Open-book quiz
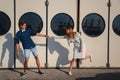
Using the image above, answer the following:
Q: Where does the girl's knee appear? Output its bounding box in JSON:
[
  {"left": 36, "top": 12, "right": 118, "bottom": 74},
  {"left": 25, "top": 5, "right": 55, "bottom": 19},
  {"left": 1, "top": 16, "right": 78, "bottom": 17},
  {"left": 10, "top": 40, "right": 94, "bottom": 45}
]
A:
[{"left": 72, "top": 58, "right": 76, "bottom": 61}]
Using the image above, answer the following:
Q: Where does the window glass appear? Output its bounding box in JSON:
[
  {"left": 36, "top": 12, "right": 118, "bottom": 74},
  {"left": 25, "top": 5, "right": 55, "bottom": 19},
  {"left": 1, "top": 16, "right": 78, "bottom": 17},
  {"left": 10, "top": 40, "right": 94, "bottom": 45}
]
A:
[
  {"left": 112, "top": 15, "right": 120, "bottom": 36},
  {"left": 19, "top": 12, "right": 43, "bottom": 33},
  {"left": 51, "top": 13, "right": 74, "bottom": 36},
  {"left": 0, "top": 11, "right": 11, "bottom": 36},
  {"left": 82, "top": 13, "right": 105, "bottom": 37}
]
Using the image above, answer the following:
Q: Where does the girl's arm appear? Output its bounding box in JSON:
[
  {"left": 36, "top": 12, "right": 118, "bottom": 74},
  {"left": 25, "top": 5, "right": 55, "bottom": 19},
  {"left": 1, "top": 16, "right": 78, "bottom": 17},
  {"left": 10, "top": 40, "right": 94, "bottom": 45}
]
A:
[
  {"left": 80, "top": 45, "right": 83, "bottom": 52},
  {"left": 53, "top": 35, "right": 66, "bottom": 39}
]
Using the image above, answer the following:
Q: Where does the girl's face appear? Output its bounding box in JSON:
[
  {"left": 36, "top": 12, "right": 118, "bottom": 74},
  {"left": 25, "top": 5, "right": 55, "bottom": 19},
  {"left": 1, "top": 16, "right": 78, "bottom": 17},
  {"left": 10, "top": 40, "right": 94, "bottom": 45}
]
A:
[
  {"left": 66, "top": 27, "right": 74, "bottom": 39},
  {"left": 66, "top": 29, "right": 70, "bottom": 34},
  {"left": 66, "top": 27, "right": 73, "bottom": 34},
  {"left": 69, "top": 28, "right": 73, "bottom": 33}
]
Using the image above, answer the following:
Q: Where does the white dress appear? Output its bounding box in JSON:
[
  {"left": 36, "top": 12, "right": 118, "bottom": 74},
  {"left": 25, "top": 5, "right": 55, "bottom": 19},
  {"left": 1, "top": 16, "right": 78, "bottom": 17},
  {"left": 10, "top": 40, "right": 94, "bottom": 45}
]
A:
[{"left": 67, "top": 32, "right": 86, "bottom": 59}]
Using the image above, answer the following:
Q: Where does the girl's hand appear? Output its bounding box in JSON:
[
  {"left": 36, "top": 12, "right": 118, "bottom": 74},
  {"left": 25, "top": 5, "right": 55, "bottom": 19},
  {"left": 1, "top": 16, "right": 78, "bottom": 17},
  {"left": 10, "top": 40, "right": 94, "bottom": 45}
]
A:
[
  {"left": 16, "top": 52, "right": 21, "bottom": 58},
  {"left": 80, "top": 48, "right": 82, "bottom": 52}
]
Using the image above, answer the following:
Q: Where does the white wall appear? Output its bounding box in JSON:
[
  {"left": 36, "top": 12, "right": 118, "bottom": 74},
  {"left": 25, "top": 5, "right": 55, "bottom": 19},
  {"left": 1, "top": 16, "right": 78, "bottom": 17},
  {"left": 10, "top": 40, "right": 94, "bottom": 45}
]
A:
[
  {"left": 15, "top": 0, "right": 46, "bottom": 68},
  {"left": 79, "top": 0, "right": 108, "bottom": 67},
  {"left": 48, "top": 0, "right": 77, "bottom": 67},
  {"left": 110, "top": 0, "right": 120, "bottom": 67},
  {"left": 0, "top": 0, "right": 14, "bottom": 68},
  {"left": 0, "top": 0, "right": 120, "bottom": 68}
]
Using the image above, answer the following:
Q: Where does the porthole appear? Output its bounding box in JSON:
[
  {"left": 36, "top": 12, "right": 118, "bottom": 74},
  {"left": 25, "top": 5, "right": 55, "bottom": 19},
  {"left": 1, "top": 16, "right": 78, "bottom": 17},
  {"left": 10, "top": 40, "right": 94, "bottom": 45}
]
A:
[
  {"left": 82, "top": 13, "right": 105, "bottom": 37},
  {"left": 51, "top": 13, "right": 74, "bottom": 36},
  {"left": 0, "top": 11, "right": 11, "bottom": 36},
  {"left": 19, "top": 12, "right": 43, "bottom": 33},
  {"left": 112, "top": 14, "right": 120, "bottom": 36}
]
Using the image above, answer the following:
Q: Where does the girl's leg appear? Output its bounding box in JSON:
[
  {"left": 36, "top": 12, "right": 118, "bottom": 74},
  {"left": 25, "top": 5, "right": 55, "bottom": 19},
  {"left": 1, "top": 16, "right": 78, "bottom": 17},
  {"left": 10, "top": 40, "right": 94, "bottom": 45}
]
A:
[
  {"left": 81, "top": 54, "right": 92, "bottom": 62},
  {"left": 69, "top": 58, "right": 76, "bottom": 75}
]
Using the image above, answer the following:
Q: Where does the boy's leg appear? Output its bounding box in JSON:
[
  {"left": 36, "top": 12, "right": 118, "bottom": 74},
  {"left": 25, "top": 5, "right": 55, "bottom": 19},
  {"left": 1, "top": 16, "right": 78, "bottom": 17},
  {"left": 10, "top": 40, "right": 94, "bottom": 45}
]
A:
[
  {"left": 31, "top": 47, "right": 40, "bottom": 72},
  {"left": 32, "top": 47, "right": 45, "bottom": 75},
  {"left": 34, "top": 56, "right": 45, "bottom": 75},
  {"left": 24, "top": 58, "right": 29, "bottom": 74},
  {"left": 23, "top": 49, "right": 30, "bottom": 74},
  {"left": 35, "top": 56, "right": 41, "bottom": 72},
  {"left": 20, "top": 49, "right": 30, "bottom": 77}
]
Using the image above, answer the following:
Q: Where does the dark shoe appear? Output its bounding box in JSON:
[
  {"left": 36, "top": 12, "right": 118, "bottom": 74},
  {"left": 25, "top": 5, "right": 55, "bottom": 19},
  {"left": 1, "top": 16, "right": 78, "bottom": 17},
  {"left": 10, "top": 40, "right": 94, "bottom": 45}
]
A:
[
  {"left": 38, "top": 71, "right": 45, "bottom": 75},
  {"left": 20, "top": 73, "right": 27, "bottom": 77}
]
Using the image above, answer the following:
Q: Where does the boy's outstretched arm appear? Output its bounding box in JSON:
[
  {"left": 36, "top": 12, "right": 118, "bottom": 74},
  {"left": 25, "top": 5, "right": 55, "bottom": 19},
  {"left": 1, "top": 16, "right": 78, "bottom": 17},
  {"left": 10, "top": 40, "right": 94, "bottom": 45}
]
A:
[{"left": 36, "top": 33, "right": 52, "bottom": 38}]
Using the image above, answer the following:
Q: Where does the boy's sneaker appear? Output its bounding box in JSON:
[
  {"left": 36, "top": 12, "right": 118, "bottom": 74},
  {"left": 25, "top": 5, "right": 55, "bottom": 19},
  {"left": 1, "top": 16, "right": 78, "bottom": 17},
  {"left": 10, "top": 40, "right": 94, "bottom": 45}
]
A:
[
  {"left": 38, "top": 71, "right": 45, "bottom": 75},
  {"left": 20, "top": 73, "right": 27, "bottom": 77}
]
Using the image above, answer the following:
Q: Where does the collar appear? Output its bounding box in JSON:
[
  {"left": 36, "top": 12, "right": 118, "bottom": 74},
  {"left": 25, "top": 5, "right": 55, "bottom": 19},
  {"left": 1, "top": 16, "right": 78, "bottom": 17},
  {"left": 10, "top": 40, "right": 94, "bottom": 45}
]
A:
[{"left": 21, "top": 29, "right": 26, "bottom": 32}]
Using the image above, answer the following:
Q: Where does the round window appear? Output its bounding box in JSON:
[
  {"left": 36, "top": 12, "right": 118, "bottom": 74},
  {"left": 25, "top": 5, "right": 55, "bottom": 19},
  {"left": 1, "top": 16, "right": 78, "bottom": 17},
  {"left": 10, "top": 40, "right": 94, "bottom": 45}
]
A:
[
  {"left": 51, "top": 13, "right": 74, "bottom": 36},
  {"left": 0, "top": 11, "right": 11, "bottom": 36},
  {"left": 112, "top": 15, "right": 120, "bottom": 36},
  {"left": 82, "top": 13, "right": 105, "bottom": 37},
  {"left": 19, "top": 12, "right": 43, "bottom": 33}
]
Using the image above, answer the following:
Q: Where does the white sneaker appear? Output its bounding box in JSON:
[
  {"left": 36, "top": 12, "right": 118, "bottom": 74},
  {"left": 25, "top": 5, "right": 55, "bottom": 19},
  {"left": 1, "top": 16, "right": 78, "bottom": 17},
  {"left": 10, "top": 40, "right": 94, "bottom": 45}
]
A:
[{"left": 68, "top": 71, "right": 72, "bottom": 76}]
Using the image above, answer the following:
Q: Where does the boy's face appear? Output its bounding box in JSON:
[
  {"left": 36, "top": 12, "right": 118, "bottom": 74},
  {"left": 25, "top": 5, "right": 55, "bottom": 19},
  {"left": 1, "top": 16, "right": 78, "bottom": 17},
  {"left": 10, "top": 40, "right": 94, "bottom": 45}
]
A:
[{"left": 20, "top": 23, "right": 26, "bottom": 30}]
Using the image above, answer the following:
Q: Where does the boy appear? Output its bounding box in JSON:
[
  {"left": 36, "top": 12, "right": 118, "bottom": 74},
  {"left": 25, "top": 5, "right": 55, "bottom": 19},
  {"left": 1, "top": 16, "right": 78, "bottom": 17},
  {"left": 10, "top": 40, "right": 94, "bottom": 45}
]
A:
[{"left": 16, "top": 21, "right": 49, "bottom": 77}]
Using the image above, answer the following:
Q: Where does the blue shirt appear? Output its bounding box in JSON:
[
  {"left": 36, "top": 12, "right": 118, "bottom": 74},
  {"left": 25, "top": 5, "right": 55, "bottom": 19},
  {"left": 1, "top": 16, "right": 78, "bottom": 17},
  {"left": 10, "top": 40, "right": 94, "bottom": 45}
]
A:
[{"left": 16, "top": 29, "right": 37, "bottom": 49}]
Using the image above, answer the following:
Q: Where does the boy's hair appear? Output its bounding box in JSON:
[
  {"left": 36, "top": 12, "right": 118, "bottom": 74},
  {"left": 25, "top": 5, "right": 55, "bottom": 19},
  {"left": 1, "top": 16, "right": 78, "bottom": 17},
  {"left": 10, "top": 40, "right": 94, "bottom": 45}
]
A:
[{"left": 19, "top": 21, "right": 26, "bottom": 27}]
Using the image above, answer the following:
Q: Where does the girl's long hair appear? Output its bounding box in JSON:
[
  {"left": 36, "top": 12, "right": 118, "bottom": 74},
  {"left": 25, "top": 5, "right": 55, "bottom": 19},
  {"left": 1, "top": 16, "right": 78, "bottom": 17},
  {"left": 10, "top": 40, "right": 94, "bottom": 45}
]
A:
[{"left": 66, "top": 27, "right": 76, "bottom": 40}]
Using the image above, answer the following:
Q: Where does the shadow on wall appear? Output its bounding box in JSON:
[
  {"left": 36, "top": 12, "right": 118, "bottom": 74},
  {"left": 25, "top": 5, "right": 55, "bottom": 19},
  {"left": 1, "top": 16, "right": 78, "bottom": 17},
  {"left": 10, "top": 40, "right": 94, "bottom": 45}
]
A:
[
  {"left": 76, "top": 72, "right": 120, "bottom": 80},
  {"left": 48, "top": 38, "right": 70, "bottom": 67},
  {"left": 16, "top": 46, "right": 24, "bottom": 66},
  {"left": 0, "top": 33, "right": 24, "bottom": 68}
]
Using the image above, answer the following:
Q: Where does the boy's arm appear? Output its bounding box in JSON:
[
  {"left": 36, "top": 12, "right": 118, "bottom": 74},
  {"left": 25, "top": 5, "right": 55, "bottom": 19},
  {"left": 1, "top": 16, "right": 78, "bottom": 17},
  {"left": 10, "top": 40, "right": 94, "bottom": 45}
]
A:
[
  {"left": 16, "top": 44, "right": 20, "bottom": 57},
  {"left": 36, "top": 33, "right": 54, "bottom": 38},
  {"left": 36, "top": 33, "right": 50, "bottom": 38}
]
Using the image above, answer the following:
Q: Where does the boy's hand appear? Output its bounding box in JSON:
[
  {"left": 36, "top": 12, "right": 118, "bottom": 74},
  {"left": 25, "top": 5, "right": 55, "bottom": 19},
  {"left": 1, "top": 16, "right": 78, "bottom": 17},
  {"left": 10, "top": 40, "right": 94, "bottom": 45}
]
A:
[{"left": 46, "top": 35, "right": 54, "bottom": 38}]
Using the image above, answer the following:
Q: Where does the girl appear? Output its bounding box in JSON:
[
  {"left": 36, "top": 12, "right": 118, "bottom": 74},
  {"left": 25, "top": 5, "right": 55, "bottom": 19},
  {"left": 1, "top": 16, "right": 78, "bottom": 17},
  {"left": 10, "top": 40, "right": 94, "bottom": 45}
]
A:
[{"left": 66, "top": 27, "right": 92, "bottom": 76}]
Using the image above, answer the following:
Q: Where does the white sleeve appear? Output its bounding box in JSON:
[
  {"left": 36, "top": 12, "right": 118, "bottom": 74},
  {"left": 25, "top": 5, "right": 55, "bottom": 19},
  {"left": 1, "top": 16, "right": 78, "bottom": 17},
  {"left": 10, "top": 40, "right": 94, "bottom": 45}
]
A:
[
  {"left": 67, "top": 39, "right": 70, "bottom": 46},
  {"left": 76, "top": 32, "right": 83, "bottom": 47},
  {"left": 53, "top": 35, "right": 66, "bottom": 39}
]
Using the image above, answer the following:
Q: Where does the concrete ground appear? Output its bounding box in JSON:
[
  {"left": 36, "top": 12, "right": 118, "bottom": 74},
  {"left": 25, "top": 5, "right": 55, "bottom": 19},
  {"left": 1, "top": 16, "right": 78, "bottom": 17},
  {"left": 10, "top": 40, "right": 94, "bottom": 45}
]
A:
[{"left": 0, "top": 69, "right": 120, "bottom": 80}]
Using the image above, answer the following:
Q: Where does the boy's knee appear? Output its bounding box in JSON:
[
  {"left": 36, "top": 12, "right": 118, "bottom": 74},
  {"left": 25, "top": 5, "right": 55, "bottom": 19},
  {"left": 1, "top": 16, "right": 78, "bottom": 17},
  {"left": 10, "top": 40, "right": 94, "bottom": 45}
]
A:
[{"left": 25, "top": 59, "right": 29, "bottom": 63}]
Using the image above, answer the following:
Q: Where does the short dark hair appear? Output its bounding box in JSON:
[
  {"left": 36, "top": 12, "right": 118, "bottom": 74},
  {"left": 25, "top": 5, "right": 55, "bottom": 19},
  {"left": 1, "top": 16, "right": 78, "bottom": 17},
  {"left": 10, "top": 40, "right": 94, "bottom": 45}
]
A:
[{"left": 19, "top": 21, "right": 26, "bottom": 27}]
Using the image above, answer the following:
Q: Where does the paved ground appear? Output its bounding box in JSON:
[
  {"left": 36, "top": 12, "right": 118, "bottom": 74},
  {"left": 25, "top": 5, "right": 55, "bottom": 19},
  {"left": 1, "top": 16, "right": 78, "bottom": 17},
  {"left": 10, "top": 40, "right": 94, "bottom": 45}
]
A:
[{"left": 0, "top": 69, "right": 120, "bottom": 80}]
